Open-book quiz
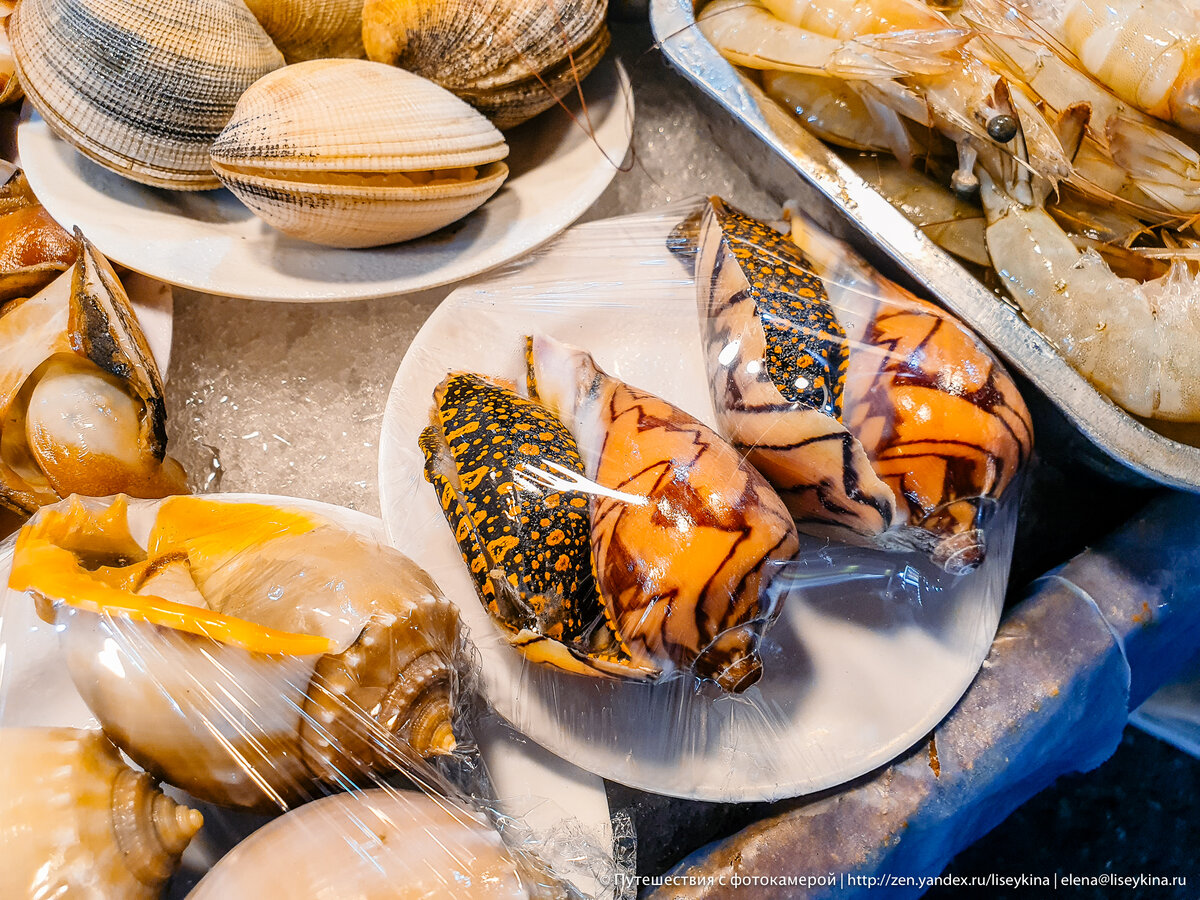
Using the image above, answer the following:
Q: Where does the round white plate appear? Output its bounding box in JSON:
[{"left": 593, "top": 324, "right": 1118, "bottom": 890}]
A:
[
  {"left": 0, "top": 494, "right": 614, "bottom": 899},
  {"left": 17, "top": 61, "right": 632, "bottom": 302},
  {"left": 378, "top": 206, "right": 1013, "bottom": 802}
]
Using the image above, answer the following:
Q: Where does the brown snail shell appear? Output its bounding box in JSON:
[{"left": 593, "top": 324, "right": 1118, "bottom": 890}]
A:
[
  {"left": 13, "top": 494, "right": 464, "bottom": 811},
  {"left": 363, "top": 0, "right": 611, "bottom": 129},
  {"left": 0, "top": 727, "right": 202, "bottom": 899}
]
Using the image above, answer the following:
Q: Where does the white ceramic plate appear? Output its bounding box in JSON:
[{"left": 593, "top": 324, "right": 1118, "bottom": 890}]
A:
[
  {"left": 378, "top": 206, "right": 1013, "bottom": 802},
  {"left": 16, "top": 60, "right": 632, "bottom": 302},
  {"left": 0, "top": 494, "right": 614, "bottom": 899}
]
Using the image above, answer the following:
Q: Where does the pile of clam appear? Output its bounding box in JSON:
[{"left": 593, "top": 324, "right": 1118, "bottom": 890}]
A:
[{"left": 8, "top": 0, "right": 610, "bottom": 247}]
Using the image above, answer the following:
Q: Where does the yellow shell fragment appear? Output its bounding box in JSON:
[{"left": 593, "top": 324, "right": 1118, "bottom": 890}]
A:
[{"left": 211, "top": 59, "right": 510, "bottom": 247}]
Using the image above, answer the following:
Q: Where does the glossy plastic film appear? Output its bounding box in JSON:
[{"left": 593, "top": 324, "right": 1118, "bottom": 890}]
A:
[
  {"left": 0, "top": 492, "right": 629, "bottom": 899},
  {"left": 379, "top": 202, "right": 1029, "bottom": 801}
]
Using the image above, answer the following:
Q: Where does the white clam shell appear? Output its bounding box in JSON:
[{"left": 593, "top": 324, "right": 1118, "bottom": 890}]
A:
[
  {"left": 211, "top": 59, "right": 510, "bottom": 248},
  {"left": 188, "top": 789, "right": 529, "bottom": 900},
  {"left": 10, "top": 0, "right": 285, "bottom": 190}
]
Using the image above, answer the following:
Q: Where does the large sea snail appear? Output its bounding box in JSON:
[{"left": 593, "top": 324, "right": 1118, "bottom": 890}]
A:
[
  {"left": 0, "top": 727, "right": 203, "bottom": 899},
  {"left": 421, "top": 338, "right": 799, "bottom": 693},
  {"left": 10, "top": 494, "right": 466, "bottom": 811},
  {"left": 692, "top": 197, "right": 1032, "bottom": 573},
  {"left": 189, "top": 788, "right": 531, "bottom": 899}
]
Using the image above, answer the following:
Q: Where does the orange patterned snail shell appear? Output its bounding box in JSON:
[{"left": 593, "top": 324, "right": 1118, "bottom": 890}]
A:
[
  {"left": 693, "top": 197, "right": 1032, "bottom": 573},
  {"left": 526, "top": 334, "right": 799, "bottom": 692}
]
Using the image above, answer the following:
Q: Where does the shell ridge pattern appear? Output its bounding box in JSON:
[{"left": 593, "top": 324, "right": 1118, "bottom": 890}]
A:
[{"left": 716, "top": 205, "right": 849, "bottom": 418}]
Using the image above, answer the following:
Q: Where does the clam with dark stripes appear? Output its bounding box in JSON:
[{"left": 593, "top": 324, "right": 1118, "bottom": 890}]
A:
[
  {"left": 693, "top": 197, "right": 1032, "bottom": 573},
  {"left": 10, "top": 0, "right": 284, "bottom": 189}
]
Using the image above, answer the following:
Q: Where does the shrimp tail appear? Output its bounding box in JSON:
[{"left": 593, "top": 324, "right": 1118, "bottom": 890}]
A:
[
  {"left": 1107, "top": 116, "right": 1200, "bottom": 186},
  {"left": 830, "top": 28, "right": 971, "bottom": 79}
]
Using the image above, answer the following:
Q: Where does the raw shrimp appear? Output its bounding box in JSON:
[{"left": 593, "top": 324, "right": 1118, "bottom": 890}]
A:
[
  {"left": 1061, "top": 0, "right": 1200, "bottom": 132},
  {"left": 979, "top": 162, "right": 1200, "bottom": 421},
  {"left": 762, "top": 70, "right": 925, "bottom": 158},
  {"left": 697, "top": 0, "right": 966, "bottom": 81},
  {"left": 761, "top": 0, "right": 955, "bottom": 38}
]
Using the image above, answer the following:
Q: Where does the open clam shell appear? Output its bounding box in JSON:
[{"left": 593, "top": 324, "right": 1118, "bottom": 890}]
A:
[
  {"left": 10, "top": 0, "right": 284, "bottom": 190},
  {"left": 364, "top": 0, "right": 611, "bottom": 129},
  {"left": 9, "top": 494, "right": 468, "bottom": 811},
  {"left": 0, "top": 163, "right": 77, "bottom": 303},
  {"left": 211, "top": 59, "right": 510, "bottom": 248}
]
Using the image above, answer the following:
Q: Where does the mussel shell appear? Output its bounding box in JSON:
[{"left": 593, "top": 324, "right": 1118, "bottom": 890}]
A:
[
  {"left": 211, "top": 60, "right": 510, "bottom": 247},
  {"left": 11, "top": 0, "right": 284, "bottom": 189}
]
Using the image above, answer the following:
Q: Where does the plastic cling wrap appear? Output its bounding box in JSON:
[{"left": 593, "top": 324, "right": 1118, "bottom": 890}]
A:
[
  {"left": 378, "top": 200, "right": 1033, "bottom": 802},
  {"left": 0, "top": 493, "right": 627, "bottom": 899}
]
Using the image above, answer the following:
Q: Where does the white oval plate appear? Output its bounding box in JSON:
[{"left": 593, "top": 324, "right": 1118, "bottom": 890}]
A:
[
  {"left": 17, "top": 61, "right": 632, "bottom": 302},
  {"left": 0, "top": 493, "right": 613, "bottom": 899},
  {"left": 378, "top": 206, "right": 1012, "bottom": 802}
]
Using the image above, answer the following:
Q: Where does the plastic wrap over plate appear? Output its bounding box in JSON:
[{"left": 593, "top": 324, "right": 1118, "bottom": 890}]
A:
[
  {"left": 649, "top": 0, "right": 1200, "bottom": 492},
  {"left": 378, "top": 205, "right": 1016, "bottom": 802}
]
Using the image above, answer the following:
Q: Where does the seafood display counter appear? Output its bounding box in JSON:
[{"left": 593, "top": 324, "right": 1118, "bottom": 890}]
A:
[{"left": 2, "top": 2, "right": 1200, "bottom": 898}]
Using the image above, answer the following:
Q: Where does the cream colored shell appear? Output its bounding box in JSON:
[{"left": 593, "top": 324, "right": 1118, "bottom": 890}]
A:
[
  {"left": 243, "top": 0, "right": 365, "bottom": 63},
  {"left": 10, "top": 0, "right": 284, "bottom": 190},
  {"left": 211, "top": 59, "right": 509, "bottom": 248},
  {"left": 0, "top": 728, "right": 202, "bottom": 899},
  {"left": 189, "top": 789, "right": 529, "bottom": 900},
  {"left": 363, "top": 0, "right": 610, "bottom": 129}
]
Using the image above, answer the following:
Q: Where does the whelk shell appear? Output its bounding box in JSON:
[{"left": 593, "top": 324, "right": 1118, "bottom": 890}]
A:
[
  {"left": 211, "top": 59, "right": 509, "bottom": 248},
  {"left": 189, "top": 789, "right": 529, "bottom": 899},
  {"left": 0, "top": 232, "right": 185, "bottom": 515},
  {"left": 10, "top": 495, "right": 465, "bottom": 810},
  {"left": 0, "top": 727, "right": 202, "bottom": 900},
  {"left": 10, "top": 0, "right": 284, "bottom": 189},
  {"left": 363, "top": 0, "right": 611, "bottom": 129},
  {"left": 243, "top": 0, "right": 366, "bottom": 63}
]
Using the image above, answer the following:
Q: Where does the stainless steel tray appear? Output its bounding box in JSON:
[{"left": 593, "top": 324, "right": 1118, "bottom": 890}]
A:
[{"left": 649, "top": 0, "right": 1200, "bottom": 492}]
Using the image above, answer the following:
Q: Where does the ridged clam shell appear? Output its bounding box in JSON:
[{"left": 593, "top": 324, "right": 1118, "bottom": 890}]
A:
[
  {"left": 364, "top": 0, "right": 610, "bottom": 129},
  {"left": 211, "top": 59, "right": 509, "bottom": 247},
  {"left": 10, "top": 0, "right": 284, "bottom": 190},
  {"left": 244, "top": 0, "right": 365, "bottom": 63},
  {"left": 0, "top": 728, "right": 202, "bottom": 899}
]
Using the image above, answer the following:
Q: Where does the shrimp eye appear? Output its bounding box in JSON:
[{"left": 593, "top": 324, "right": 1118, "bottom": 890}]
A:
[{"left": 987, "top": 115, "right": 1018, "bottom": 143}]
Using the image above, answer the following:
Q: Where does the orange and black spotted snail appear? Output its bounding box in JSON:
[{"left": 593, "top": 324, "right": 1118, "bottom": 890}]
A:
[
  {"left": 420, "top": 372, "right": 653, "bottom": 681},
  {"left": 693, "top": 197, "right": 1032, "bottom": 573}
]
